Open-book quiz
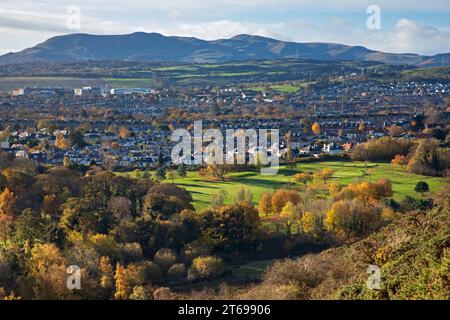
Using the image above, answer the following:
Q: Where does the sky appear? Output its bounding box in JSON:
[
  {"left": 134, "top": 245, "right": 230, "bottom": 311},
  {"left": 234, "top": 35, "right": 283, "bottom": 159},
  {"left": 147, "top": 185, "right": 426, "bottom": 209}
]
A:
[{"left": 0, "top": 0, "right": 449, "bottom": 56}]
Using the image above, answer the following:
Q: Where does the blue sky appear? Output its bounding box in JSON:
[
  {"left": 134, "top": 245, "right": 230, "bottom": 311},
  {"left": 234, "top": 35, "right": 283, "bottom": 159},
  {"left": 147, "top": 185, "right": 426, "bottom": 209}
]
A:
[{"left": 0, "top": 0, "right": 449, "bottom": 55}]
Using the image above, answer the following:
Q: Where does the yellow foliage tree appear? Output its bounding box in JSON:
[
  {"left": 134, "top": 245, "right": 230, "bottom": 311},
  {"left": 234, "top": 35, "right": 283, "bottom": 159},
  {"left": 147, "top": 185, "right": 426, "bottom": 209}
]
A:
[
  {"left": 280, "top": 201, "right": 298, "bottom": 236},
  {"left": 311, "top": 122, "right": 321, "bottom": 135},
  {"left": 119, "top": 127, "right": 131, "bottom": 139},
  {"left": 99, "top": 256, "right": 113, "bottom": 289},
  {"left": 114, "top": 262, "right": 128, "bottom": 300},
  {"left": 271, "top": 189, "right": 300, "bottom": 214},
  {"left": 0, "top": 187, "right": 15, "bottom": 217},
  {"left": 54, "top": 133, "right": 71, "bottom": 150},
  {"left": 391, "top": 154, "right": 407, "bottom": 168},
  {"left": 313, "top": 168, "right": 334, "bottom": 184},
  {"left": 258, "top": 192, "right": 273, "bottom": 217},
  {"left": 294, "top": 172, "right": 312, "bottom": 187}
]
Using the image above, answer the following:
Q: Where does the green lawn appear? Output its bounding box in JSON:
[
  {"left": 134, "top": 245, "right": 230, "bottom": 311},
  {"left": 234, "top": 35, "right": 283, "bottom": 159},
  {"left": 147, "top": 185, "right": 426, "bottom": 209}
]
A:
[{"left": 125, "top": 161, "right": 447, "bottom": 211}]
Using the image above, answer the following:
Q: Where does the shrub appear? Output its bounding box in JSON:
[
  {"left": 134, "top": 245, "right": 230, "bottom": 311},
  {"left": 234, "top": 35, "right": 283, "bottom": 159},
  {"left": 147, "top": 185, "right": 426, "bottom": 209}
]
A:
[
  {"left": 167, "top": 263, "right": 186, "bottom": 280},
  {"left": 189, "top": 256, "right": 224, "bottom": 280},
  {"left": 153, "top": 248, "right": 177, "bottom": 273},
  {"left": 181, "top": 241, "right": 212, "bottom": 263},
  {"left": 142, "top": 261, "right": 162, "bottom": 283}
]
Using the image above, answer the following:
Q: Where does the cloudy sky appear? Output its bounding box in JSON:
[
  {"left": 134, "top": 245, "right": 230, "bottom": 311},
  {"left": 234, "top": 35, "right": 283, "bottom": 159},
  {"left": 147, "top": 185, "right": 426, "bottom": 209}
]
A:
[{"left": 0, "top": 0, "right": 449, "bottom": 56}]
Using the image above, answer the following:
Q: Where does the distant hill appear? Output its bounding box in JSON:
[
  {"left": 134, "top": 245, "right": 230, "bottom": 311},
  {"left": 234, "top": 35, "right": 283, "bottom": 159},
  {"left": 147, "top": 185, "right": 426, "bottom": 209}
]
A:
[{"left": 0, "top": 32, "right": 447, "bottom": 66}]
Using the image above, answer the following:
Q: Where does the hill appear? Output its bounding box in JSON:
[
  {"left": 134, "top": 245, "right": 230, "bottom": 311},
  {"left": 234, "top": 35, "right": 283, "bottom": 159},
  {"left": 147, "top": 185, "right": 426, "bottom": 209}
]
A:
[
  {"left": 228, "top": 185, "right": 450, "bottom": 299},
  {"left": 0, "top": 32, "right": 446, "bottom": 66}
]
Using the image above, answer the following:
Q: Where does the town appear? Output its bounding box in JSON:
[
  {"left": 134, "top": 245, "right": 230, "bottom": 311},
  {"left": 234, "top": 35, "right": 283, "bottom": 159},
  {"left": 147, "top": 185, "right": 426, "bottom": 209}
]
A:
[{"left": 0, "top": 78, "right": 448, "bottom": 171}]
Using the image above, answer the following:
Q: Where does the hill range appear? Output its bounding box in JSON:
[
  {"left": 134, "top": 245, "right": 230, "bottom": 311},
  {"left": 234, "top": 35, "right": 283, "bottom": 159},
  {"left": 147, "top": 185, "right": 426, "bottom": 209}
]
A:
[{"left": 1, "top": 32, "right": 449, "bottom": 67}]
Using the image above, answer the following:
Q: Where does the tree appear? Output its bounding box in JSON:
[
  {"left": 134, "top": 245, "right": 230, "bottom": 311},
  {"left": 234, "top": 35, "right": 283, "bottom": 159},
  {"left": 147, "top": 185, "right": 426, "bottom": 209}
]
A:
[
  {"left": 211, "top": 190, "right": 227, "bottom": 209},
  {"left": 234, "top": 186, "right": 253, "bottom": 204},
  {"left": 118, "top": 127, "right": 131, "bottom": 139},
  {"left": 0, "top": 187, "right": 15, "bottom": 218},
  {"left": 199, "top": 202, "right": 259, "bottom": 251},
  {"left": 166, "top": 169, "right": 177, "bottom": 184},
  {"left": 63, "top": 156, "right": 71, "bottom": 168},
  {"left": 391, "top": 154, "right": 407, "bottom": 168},
  {"left": 177, "top": 163, "right": 187, "bottom": 178},
  {"left": 313, "top": 168, "right": 334, "bottom": 184},
  {"left": 294, "top": 173, "right": 312, "bottom": 187},
  {"left": 284, "top": 131, "right": 292, "bottom": 160},
  {"left": 358, "top": 122, "right": 366, "bottom": 132},
  {"left": 325, "top": 199, "right": 381, "bottom": 241},
  {"left": 99, "top": 256, "right": 114, "bottom": 290},
  {"left": 155, "top": 167, "right": 166, "bottom": 181},
  {"left": 407, "top": 139, "right": 448, "bottom": 176},
  {"left": 414, "top": 181, "right": 430, "bottom": 196},
  {"left": 154, "top": 248, "right": 177, "bottom": 273},
  {"left": 54, "top": 133, "right": 71, "bottom": 150},
  {"left": 207, "top": 164, "right": 229, "bottom": 180},
  {"left": 280, "top": 201, "right": 299, "bottom": 236},
  {"left": 311, "top": 123, "right": 321, "bottom": 135},
  {"left": 271, "top": 189, "right": 300, "bottom": 214},
  {"left": 188, "top": 256, "right": 224, "bottom": 280},
  {"left": 300, "top": 211, "right": 323, "bottom": 238},
  {"left": 114, "top": 262, "right": 128, "bottom": 300},
  {"left": 258, "top": 192, "right": 273, "bottom": 217}
]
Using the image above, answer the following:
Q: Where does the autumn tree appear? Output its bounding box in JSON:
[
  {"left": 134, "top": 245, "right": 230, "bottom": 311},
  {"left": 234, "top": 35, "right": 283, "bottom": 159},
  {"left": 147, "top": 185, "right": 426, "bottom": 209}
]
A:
[
  {"left": 207, "top": 164, "right": 229, "bottom": 180},
  {"left": 258, "top": 192, "right": 273, "bottom": 217},
  {"left": 407, "top": 139, "right": 449, "bottom": 176},
  {"left": 294, "top": 172, "right": 312, "bottom": 187},
  {"left": 313, "top": 168, "right": 334, "bottom": 184},
  {"left": 114, "top": 262, "right": 128, "bottom": 300},
  {"left": 325, "top": 199, "right": 381, "bottom": 241},
  {"left": 391, "top": 154, "right": 408, "bottom": 168},
  {"left": 99, "top": 256, "right": 114, "bottom": 290},
  {"left": 54, "top": 133, "right": 71, "bottom": 150},
  {"left": 234, "top": 186, "right": 253, "bottom": 204},
  {"left": 118, "top": 127, "right": 131, "bottom": 139},
  {"left": 311, "top": 123, "right": 321, "bottom": 135},
  {"left": 280, "top": 201, "right": 299, "bottom": 236},
  {"left": 0, "top": 187, "right": 15, "bottom": 218},
  {"left": 300, "top": 211, "right": 323, "bottom": 238},
  {"left": 271, "top": 189, "right": 300, "bottom": 214},
  {"left": 63, "top": 156, "right": 71, "bottom": 168},
  {"left": 189, "top": 256, "right": 224, "bottom": 280}
]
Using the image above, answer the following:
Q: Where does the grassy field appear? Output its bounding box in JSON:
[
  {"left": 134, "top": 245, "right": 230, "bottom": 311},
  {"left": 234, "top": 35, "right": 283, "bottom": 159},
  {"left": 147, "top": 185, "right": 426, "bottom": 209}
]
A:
[
  {"left": 0, "top": 77, "right": 107, "bottom": 92},
  {"left": 250, "top": 81, "right": 313, "bottom": 93},
  {"left": 104, "top": 78, "right": 156, "bottom": 87},
  {"left": 124, "top": 161, "right": 447, "bottom": 211}
]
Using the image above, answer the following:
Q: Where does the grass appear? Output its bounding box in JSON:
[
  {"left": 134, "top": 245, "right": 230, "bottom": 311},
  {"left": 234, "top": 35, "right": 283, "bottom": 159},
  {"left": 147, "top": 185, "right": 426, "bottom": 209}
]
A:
[
  {"left": 228, "top": 260, "right": 274, "bottom": 281},
  {"left": 122, "top": 161, "right": 447, "bottom": 211},
  {"left": 104, "top": 78, "right": 156, "bottom": 87},
  {"left": 249, "top": 81, "right": 313, "bottom": 93}
]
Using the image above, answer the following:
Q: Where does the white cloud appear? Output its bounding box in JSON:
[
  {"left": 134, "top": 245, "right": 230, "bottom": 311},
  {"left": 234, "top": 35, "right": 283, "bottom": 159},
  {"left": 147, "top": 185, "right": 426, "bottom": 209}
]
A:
[{"left": 380, "top": 19, "right": 450, "bottom": 54}]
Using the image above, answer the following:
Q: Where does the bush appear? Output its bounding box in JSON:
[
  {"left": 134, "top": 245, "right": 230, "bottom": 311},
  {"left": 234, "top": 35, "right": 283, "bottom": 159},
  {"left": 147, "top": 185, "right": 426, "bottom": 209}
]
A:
[
  {"left": 120, "top": 243, "right": 143, "bottom": 264},
  {"left": 181, "top": 241, "right": 212, "bottom": 263},
  {"left": 153, "top": 248, "right": 177, "bottom": 273},
  {"left": 167, "top": 263, "right": 186, "bottom": 280},
  {"left": 142, "top": 261, "right": 162, "bottom": 283},
  {"left": 188, "top": 256, "right": 225, "bottom": 280}
]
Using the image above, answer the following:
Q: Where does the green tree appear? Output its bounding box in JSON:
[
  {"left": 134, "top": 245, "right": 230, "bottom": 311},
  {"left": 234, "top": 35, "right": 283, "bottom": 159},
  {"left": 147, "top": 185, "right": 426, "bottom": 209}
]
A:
[
  {"left": 414, "top": 181, "right": 430, "bottom": 196},
  {"left": 177, "top": 163, "right": 187, "bottom": 178}
]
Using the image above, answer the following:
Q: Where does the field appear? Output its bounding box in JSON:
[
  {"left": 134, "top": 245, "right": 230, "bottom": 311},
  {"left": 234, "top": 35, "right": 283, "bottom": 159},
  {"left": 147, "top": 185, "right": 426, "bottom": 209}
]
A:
[
  {"left": 124, "top": 161, "right": 447, "bottom": 211},
  {"left": 0, "top": 59, "right": 387, "bottom": 91},
  {"left": 0, "top": 77, "right": 107, "bottom": 92}
]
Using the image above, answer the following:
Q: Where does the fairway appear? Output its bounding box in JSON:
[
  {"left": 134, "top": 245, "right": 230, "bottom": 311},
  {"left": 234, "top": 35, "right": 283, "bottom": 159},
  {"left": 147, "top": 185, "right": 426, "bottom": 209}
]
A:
[{"left": 145, "top": 161, "right": 447, "bottom": 211}]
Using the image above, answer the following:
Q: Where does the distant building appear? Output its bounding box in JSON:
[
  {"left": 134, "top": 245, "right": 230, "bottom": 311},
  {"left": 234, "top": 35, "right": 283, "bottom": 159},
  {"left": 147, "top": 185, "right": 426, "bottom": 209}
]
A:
[
  {"left": 74, "top": 87, "right": 102, "bottom": 96},
  {"left": 110, "top": 88, "right": 152, "bottom": 95}
]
